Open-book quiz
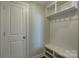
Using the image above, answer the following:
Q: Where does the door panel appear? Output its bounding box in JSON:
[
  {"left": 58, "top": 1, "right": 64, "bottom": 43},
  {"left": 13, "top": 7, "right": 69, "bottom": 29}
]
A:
[
  {"left": 10, "top": 5, "right": 25, "bottom": 34},
  {"left": 1, "top": 2, "right": 27, "bottom": 58},
  {"left": 10, "top": 40, "right": 25, "bottom": 58}
]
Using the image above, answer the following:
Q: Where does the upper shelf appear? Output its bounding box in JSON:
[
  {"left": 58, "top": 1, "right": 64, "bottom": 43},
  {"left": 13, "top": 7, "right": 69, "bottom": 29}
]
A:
[
  {"left": 47, "top": 7, "right": 77, "bottom": 19},
  {"left": 46, "top": 1, "right": 78, "bottom": 19}
]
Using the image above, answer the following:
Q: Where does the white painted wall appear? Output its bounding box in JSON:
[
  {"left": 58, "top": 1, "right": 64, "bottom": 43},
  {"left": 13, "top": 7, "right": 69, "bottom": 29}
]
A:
[{"left": 29, "top": 3, "right": 45, "bottom": 57}]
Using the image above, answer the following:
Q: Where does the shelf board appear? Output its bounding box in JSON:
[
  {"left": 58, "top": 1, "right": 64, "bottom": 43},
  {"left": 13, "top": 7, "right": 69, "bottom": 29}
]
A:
[
  {"left": 45, "top": 44, "right": 77, "bottom": 58},
  {"left": 46, "top": 2, "right": 55, "bottom": 9},
  {"left": 57, "top": 1, "right": 68, "bottom": 5},
  {"left": 47, "top": 7, "right": 77, "bottom": 20},
  {"left": 45, "top": 51, "right": 53, "bottom": 57}
]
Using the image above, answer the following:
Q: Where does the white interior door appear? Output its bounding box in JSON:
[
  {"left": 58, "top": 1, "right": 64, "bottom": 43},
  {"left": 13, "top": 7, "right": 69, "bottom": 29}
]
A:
[{"left": 1, "top": 2, "right": 28, "bottom": 58}]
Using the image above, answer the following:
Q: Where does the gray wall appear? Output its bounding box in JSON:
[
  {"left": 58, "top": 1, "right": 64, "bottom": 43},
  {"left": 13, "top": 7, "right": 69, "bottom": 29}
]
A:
[{"left": 29, "top": 3, "right": 45, "bottom": 57}]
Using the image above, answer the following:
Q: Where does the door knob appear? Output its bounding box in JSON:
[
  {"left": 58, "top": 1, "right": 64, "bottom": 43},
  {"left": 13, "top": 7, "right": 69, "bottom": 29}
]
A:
[{"left": 23, "top": 36, "right": 26, "bottom": 39}]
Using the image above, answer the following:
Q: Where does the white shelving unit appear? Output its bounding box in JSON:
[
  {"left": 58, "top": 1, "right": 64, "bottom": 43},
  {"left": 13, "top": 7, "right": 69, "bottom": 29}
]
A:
[
  {"left": 46, "top": 1, "right": 78, "bottom": 18},
  {"left": 45, "top": 1, "right": 78, "bottom": 58}
]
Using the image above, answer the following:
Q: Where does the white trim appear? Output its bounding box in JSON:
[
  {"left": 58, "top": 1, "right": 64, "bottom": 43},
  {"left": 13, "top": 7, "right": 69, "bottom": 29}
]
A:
[
  {"left": 26, "top": 3, "right": 30, "bottom": 58},
  {"left": 1, "top": 2, "right": 5, "bottom": 57}
]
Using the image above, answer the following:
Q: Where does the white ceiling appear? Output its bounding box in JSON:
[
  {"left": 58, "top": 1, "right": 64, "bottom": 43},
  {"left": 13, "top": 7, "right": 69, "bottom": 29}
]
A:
[
  {"left": 34, "top": 1, "right": 53, "bottom": 6},
  {"left": 31, "top": 1, "right": 53, "bottom": 6}
]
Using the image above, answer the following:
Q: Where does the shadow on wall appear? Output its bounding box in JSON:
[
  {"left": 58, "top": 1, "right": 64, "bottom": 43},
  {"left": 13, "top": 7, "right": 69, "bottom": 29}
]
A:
[{"left": 29, "top": 3, "right": 45, "bottom": 57}]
